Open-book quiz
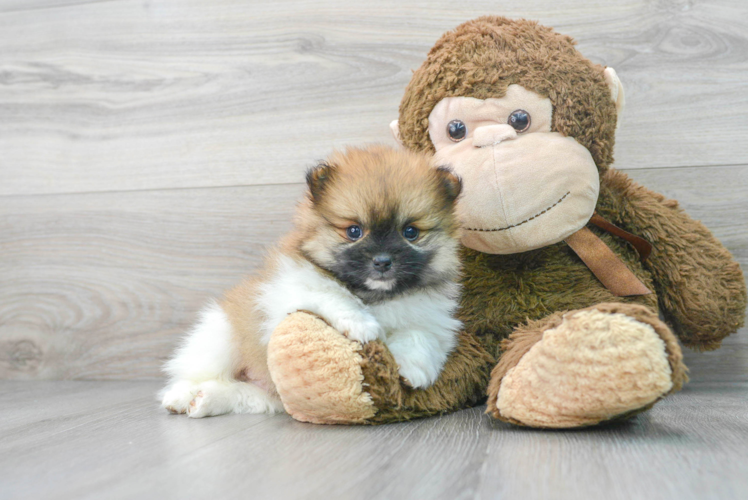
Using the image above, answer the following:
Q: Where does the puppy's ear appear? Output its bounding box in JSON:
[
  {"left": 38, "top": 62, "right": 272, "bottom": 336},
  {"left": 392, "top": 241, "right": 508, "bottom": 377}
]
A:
[
  {"left": 434, "top": 166, "right": 462, "bottom": 203},
  {"left": 306, "top": 162, "right": 335, "bottom": 203}
]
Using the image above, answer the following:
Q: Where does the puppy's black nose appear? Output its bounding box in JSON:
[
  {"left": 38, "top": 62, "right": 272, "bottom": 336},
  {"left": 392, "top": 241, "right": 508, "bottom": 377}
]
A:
[{"left": 372, "top": 254, "right": 392, "bottom": 272}]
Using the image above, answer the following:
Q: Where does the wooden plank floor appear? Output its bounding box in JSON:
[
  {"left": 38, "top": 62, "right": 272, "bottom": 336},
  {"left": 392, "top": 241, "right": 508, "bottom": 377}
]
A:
[{"left": 1, "top": 380, "right": 747, "bottom": 500}]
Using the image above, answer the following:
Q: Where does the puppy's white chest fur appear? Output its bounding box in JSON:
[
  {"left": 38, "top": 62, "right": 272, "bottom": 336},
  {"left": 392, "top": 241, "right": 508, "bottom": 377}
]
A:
[{"left": 256, "top": 255, "right": 462, "bottom": 388}]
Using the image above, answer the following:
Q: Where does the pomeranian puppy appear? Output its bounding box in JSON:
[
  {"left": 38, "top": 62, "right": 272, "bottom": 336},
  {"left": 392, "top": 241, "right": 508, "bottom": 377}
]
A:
[{"left": 161, "top": 145, "right": 463, "bottom": 418}]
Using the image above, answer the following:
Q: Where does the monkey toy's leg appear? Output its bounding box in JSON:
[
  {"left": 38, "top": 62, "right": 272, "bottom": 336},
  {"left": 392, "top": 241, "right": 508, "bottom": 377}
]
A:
[
  {"left": 266, "top": 311, "right": 494, "bottom": 424},
  {"left": 486, "top": 303, "right": 688, "bottom": 428}
]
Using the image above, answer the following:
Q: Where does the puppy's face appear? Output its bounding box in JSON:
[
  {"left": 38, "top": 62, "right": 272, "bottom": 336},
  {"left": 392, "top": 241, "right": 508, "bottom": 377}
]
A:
[{"left": 299, "top": 146, "right": 462, "bottom": 303}]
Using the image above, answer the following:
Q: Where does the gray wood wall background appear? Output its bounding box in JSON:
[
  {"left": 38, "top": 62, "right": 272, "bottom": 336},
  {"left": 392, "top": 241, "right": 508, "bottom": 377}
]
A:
[{"left": 1, "top": 0, "right": 746, "bottom": 381}]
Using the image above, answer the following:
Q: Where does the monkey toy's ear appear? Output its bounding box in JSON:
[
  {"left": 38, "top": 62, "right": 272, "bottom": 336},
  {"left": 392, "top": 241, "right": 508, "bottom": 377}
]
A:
[
  {"left": 305, "top": 162, "right": 335, "bottom": 203},
  {"left": 434, "top": 166, "right": 462, "bottom": 203},
  {"left": 389, "top": 119, "right": 404, "bottom": 147},
  {"left": 604, "top": 67, "right": 625, "bottom": 128}
]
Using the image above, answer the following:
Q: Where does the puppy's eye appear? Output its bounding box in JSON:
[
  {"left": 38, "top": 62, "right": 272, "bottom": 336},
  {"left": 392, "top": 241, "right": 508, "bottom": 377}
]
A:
[
  {"left": 508, "top": 110, "right": 531, "bottom": 132},
  {"left": 447, "top": 120, "right": 467, "bottom": 142},
  {"left": 403, "top": 226, "right": 420, "bottom": 241},
  {"left": 346, "top": 225, "right": 363, "bottom": 241}
]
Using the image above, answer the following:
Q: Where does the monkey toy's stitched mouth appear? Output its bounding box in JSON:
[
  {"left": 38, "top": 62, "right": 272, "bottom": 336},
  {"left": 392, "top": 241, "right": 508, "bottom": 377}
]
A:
[{"left": 464, "top": 191, "right": 571, "bottom": 232}]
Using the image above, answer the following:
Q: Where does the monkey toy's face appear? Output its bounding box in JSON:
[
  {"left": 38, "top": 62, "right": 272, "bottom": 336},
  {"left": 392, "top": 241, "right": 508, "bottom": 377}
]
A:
[{"left": 427, "top": 84, "right": 600, "bottom": 255}]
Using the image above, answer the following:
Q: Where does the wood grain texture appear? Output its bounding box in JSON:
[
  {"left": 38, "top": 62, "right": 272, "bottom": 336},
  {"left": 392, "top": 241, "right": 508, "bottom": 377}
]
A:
[
  {"left": 1, "top": 0, "right": 747, "bottom": 196},
  {"left": 1, "top": 165, "right": 746, "bottom": 381},
  {"left": 0, "top": 183, "right": 305, "bottom": 379},
  {"left": 0, "top": 380, "right": 746, "bottom": 500}
]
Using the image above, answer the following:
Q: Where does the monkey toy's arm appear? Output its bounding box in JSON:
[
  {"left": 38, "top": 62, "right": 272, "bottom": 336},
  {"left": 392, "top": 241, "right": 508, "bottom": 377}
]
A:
[{"left": 599, "top": 169, "right": 747, "bottom": 350}]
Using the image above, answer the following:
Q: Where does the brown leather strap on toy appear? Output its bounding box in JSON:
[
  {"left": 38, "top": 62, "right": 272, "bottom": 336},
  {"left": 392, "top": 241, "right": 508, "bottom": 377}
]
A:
[
  {"left": 589, "top": 212, "right": 652, "bottom": 261},
  {"left": 565, "top": 227, "right": 652, "bottom": 297}
]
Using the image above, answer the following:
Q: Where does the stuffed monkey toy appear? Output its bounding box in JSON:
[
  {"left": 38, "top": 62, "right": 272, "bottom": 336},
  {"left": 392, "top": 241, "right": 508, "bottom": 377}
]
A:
[{"left": 265, "top": 16, "right": 746, "bottom": 427}]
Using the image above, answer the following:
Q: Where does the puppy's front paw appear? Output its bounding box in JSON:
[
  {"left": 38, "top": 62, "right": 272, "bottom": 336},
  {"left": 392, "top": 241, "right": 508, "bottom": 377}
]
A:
[
  {"left": 333, "top": 312, "right": 383, "bottom": 344},
  {"left": 161, "top": 381, "right": 198, "bottom": 414},
  {"left": 388, "top": 345, "right": 443, "bottom": 389},
  {"left": 397, "top": 361, "right": 439, "bottom": 389}
]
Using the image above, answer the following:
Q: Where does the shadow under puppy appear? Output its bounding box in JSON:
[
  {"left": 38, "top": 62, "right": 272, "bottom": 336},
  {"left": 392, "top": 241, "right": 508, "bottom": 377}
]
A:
[{"left": 161, "top": 145, "right": 463, "bottom": 418}]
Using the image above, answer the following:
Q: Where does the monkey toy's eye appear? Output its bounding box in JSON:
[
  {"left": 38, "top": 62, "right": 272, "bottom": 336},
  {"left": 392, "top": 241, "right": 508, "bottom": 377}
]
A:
[
  {"left": 346, "top": 225, "right": 363, "bottom": 241},
  {"left": 447, "top": 120, "right": 467, "bottom": 142},
  {"left": 403, "top": 226, "right": 420, "bottom": 241},
  {"left": 508, "top": 110, "right": 531, "bottom": 133}
]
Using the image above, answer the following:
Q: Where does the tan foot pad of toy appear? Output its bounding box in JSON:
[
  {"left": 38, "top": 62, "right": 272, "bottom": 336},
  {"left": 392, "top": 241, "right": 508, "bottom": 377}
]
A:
[
  {"left": 267, "top": 311, "right": 376, "bottom": 424},
  {"left": 488, "top": 303, "right": 687, "bottom": 428}
]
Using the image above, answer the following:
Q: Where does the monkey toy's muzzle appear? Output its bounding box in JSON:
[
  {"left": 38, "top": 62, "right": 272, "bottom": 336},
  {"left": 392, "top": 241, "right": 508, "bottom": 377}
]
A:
[{"left": 433, "top": 132, "right": 600, "bottom": 255}]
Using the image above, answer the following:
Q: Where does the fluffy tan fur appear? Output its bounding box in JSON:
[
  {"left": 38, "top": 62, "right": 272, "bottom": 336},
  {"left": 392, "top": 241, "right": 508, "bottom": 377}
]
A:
[
  {"left": 222, "top": 273, "right": 278, "bottom": 396},
  {"left": 222, "top": 145, "right": 463, "bottom": 398},
  {"left": 298, "top": 146, "right": 462, "bottom": 274}
]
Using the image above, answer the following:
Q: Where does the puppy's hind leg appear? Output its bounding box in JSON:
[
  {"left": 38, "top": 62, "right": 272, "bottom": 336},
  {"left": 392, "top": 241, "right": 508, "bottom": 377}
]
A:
[
  {"left": 160, "top": 302, "right": 281, "bottom": 417},
  {"left": 187, "top": 380, "right": 284, "bottom": 418}
]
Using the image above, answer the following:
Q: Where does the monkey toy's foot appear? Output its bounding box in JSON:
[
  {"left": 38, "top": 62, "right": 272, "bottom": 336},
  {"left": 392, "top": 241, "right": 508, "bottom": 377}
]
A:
[
  {"left": 487, "top": 303, "right": 688, "bottom": 428},
  {"left": 267, "top": 311, "right": 494, "bottom": 425}
]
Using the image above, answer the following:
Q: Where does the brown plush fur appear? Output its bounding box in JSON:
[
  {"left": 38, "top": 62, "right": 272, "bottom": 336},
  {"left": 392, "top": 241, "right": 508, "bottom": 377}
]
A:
[
  {"left": 598, "top": 169, "right": 747, "bottom": 350},
  {"left": 455, "top": 168, "right": 746, "bottom": 354},
  {"left": 360, "top": 332, "right": 495, "bottom": 424},
  {"left": 457, "top": 213, "right": 658, "bottom": 359},
  {"left": 398, "top": 16, "right": 618, "bottom": 174}
]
